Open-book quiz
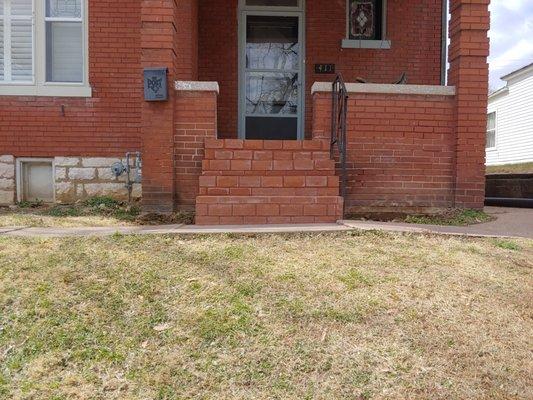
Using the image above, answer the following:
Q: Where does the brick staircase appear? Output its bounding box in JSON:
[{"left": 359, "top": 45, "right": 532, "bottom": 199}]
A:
[{"left": 195, "top": 138, "right": 343, "bottom": 225}]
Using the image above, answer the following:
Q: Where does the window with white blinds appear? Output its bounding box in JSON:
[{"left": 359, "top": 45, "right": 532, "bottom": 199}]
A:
[
  {"left": 0, "top": 0, "right": 34, "bottom": 83},
  {"left": 0, "top": 0, "right": 89, "bottom": 96}
]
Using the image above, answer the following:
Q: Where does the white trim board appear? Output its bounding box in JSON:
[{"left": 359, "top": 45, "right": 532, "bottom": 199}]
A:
[{"left": 311, "top": 82, "right": 456, "bottom": 96}]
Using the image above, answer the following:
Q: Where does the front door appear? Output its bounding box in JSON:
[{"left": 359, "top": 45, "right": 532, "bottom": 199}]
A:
[{"left": 239, "top": 6, "right": 304, "bottom": 140}]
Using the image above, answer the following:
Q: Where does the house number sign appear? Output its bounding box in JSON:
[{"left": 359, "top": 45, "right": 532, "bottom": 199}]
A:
[{"left": 314, "top": 64, "right": 336, "bottom": 74}]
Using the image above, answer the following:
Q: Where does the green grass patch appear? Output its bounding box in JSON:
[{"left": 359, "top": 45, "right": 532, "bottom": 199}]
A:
[
  {"left": 404, "top": 209, "right": 493, "bottom": 226},
  {"left": 493, "top": 239, "right": 521, "bottom": 251}
]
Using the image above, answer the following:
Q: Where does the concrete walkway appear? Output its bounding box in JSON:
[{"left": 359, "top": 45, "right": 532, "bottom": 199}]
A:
[
  {"left": 0, "top": 207, "right": 531, "bottom": 239},
  {"left": 343, "top": 207, "right": 533, "bottom": 239}
]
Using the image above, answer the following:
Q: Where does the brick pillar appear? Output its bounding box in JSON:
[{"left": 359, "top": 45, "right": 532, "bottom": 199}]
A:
[
  {"left": 174, "top": 82, "right": 218, "bottom": 210},
  {"left": 141, "top": 0, "right": 198, "bottom": 213},
  {"left": 311, "top": 92, "right": 332, "bottom": 140},
  {"left": 448, "top": 0, "right": 490, "bottom": 209}
]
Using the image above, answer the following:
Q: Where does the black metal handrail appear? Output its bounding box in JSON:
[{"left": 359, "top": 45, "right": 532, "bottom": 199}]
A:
[{"left": 331, "top": 73, "right": 348, "bottom": 217}]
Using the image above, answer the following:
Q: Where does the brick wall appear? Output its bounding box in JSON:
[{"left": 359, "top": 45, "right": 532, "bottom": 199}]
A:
[
  {"left": 0, "top": 0, "right": 142, "bottom": 157},
  {"left": 198, "top": 0, "right": 444, "bottom": 138},
  {"left": 198, "top": 0, "right": 238, "bottom": 139},
  {"left": 313, "top": 90, "right": 457, "bottom": 212}
]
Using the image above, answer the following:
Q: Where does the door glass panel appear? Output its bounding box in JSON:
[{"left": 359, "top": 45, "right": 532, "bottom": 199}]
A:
[
  {"left": 246, "top": 0, "right": 298, "bottom": 6},
  {"left": 246, "top": 72, "right": 298, "bottom": 115},
  {"left": 246, "top": 16, "right": 299, "bottom": 70},
  {"left": 246, "top": 117, "right": 297, "bottom": 140},
  {"left": 244, "top": 14, "right": 300, "bottom": 140}
]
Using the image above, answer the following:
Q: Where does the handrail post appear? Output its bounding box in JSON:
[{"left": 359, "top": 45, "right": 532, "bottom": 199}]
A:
[{"left": 330, "top": 73, "right": 348, "bottom": 218}]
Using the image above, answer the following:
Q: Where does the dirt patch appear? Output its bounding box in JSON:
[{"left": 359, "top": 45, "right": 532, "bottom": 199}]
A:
[{"left": 0, "top": 197, "right": 195, "bottom": 227}]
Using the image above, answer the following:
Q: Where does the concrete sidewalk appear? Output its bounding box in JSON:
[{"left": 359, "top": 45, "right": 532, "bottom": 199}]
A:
[
  {"left": 343, "top": 207, "right": 533, "bottom": 239},
  {"left": 0, "top": 223, "right": 351, "bottom": 238},
  {"left": 0, "top": 207, "right": 531, "bottom": 239}
]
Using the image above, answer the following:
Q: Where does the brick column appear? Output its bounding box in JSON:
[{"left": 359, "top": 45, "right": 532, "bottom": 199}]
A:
[
  {"left": 448, "top": 0, "right": 490, "bottom": 209},
  {"left": 174, "top": 82, "right": 218, "bottom": 210},
  {"left": 311, "top": 92, "right": 332, "bottom": 140},
  {"left": 141, "top": 0, "right": 198, "bottom": 213}
]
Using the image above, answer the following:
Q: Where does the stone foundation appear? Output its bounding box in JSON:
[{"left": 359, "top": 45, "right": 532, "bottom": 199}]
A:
[
  {"left": 0, "top": 155, "right": 15, "bottom": 205},
  {"left": 54, "top": 157, "right": 141, "bottom": 203},
  {"left": 0, "top": 155, "right": 141, "bottom": 205}
]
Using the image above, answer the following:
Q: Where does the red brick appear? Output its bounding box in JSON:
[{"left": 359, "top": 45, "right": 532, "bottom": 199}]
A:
[
  {"left": 217, "top": 176, "right": 239, "bottom": 187},
  {"left": 306, "top": 176, "right": 328, "bottom": 187},
  {"left": 280, "top": 204, "right": 303, "bottom": 216},
  {"left": 261, "top": 177, "right": 283, "bottom": 188},
  {"left": 252, "top": 161, "right": 273, "bottom": 171},
  {"left": 256, "top": 204, "right": 280, "bottom": 216},
  {"left": 284, "top": 176, "right": 305, "bottom": 188},
  {"left": 233, "top": 204, "right": 256, "bottom": 216},
  {"left": 199, "top": 176, "right": 216, "bottom": 187},
  {"left": 293, "top": 159, "right": 314, "bottom": 170},
  {"left": 239, "top": 176, "right": 261, "bottom": 187},
  {"left": 209, "top": 204, "right": 232, "bottom": 216},
  {"left": 273, "top": 160, "right": 293, "bottom": 170},
  {"left": 230, "top": 160, "right": 252, "bottom": 171},
  {"left": 219, "top": 216, "right": 244, "bottom": 225},
  {"left": 254, "top": 151, "right": 273, "bottom": 161}
]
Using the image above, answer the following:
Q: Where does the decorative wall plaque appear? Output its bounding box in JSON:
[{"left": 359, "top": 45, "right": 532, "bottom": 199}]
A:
[
  {"left": 143, "top": 68, "right": 168, "bottom": 102},
  {"left": 349, "top": 0, "right": 380, "bottom": 40}
]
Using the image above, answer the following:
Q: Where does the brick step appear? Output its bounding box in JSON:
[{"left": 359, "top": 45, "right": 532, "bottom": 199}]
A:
[
  {"left": 196, "top": 195, "right": 344, "bottom": 225},
  {"left": 200, "top": 175, "right": 339, "bottom": 191},
  {"left": 195, "top": 138, "right": 342, "bottom": 225},
  {"left": 201, "top": 158, "right": 335, "bottom": 174},
  {"left": 202, "top": 138, "right": 336, "bottom": 175},
  {"left": 205, "top": 138, "right": 330, "bottom": 151}
]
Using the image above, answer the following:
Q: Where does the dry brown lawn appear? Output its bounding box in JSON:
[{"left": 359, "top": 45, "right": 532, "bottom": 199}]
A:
[
  {"left": 486, "top": 162, "right": 533, "bottom": 174},
  {"left": 0, "top": 232, "right": 531, "bottom": 399}
]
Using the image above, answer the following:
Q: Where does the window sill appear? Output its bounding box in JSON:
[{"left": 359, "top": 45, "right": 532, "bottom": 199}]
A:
[
  {"left": 486, "top": 147, "right": 497, "bottom": 152},
  {"left": 0, "top": 84, "right": 92, "bottom": 98},
  {"left": 341, "top": 39, "right": 391, "bottom": 49}
]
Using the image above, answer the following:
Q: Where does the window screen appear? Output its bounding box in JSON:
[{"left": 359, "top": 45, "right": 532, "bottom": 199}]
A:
[{"left": 45, "top": 0, "right": 83, "bottom": 83}]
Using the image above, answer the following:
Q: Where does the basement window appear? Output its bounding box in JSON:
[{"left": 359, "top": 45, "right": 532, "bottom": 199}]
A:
[
  {"left": 342, "top": 0, "right": 391, "bottom": 49},
  {"left": 16, "top": 158, "right": 55, "bottom": 203}
]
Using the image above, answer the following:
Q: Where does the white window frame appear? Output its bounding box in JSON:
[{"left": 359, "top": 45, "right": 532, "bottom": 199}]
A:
[
  {"left": 342, "top": 0, "right": 391, "bottom": 49},
  {"left": 239, "top": 0, "right": 303, "bottom": 12},
  {"left": 0, "top": 0, "right": 90, "bottom": 97},
  {"left": 486, "top": 111, "right": 497, "bottom": 150}
]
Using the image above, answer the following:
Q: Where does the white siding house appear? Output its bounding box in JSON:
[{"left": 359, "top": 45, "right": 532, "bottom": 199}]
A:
[{"left": 486, "top": 63, "right": 533, "bottom": 166}]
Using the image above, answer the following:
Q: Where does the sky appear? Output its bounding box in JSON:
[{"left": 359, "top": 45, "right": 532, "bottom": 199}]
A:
[{"left": 488, "top": 0, "right": 533, "bottom": 89}]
